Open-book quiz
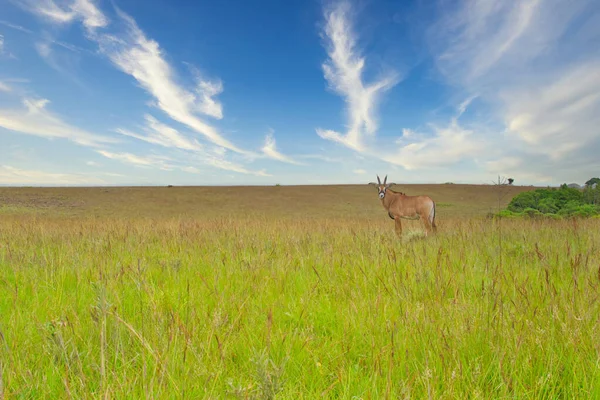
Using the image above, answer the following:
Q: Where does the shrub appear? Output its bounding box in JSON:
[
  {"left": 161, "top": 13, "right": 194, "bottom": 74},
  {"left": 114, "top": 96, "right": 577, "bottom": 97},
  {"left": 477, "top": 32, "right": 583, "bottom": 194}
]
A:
[
  {"left": 537, "top": 197, "right": 559, "bottom": 214},
  {"left": 585, "top": 177, "right": 600, "bottom": 187},
  {"left": 507, "top": 191, "right": 539, "bottom": 212},
  {"left": 495, "top": 209, "right": 522, "bottom": 218},
  {"left": 504, "top": 183, "right": 597, "bottom": 219},
  {"left": 522, "top": 208, "right": 543, "bottom": 218},
  {"left": 572, "top": 204, "right": 599, "bottom": 218}
]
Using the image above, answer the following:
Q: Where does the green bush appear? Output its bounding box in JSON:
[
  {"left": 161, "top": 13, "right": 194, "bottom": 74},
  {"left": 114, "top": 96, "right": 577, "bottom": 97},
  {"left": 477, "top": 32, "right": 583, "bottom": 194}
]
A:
[
  {"left": 508, "top": 191, "right": 539, "bottom": 212},
  {"left": 537, "top": 198, "right": 559, "bottom": 214},
  {"left": 522, "top": 208, "right": 543, "bottom": 218},
  {"left": 495, "top": 210, "right": 523, "bottom": 218},
  {"left": 572, "top": 205, "right": 599, "bottom": 218},
  {"left": 504, "top": 182, "right": 599, "bottom": 219}
]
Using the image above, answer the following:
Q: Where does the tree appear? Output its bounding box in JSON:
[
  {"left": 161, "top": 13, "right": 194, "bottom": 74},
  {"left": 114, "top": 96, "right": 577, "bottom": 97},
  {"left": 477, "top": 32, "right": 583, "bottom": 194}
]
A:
[
  {"left": 508, "top": 178, "right": 514, "bottom": 185},
  {"left": 585, "top": 177, "right": 600, "bottom": 187}
]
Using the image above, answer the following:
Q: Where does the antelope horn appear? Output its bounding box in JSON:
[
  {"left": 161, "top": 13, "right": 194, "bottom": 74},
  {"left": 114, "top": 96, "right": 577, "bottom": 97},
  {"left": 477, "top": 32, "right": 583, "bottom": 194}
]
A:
[
  {"left": 383, "top": 175, "right": 387, "bottom": 185},
  {"left": 377, "top": 175, "right": 381, "bottom": 185}
]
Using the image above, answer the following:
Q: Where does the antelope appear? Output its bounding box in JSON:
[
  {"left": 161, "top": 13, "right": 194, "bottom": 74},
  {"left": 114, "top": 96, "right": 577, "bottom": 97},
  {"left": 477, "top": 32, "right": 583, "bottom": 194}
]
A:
[{"left": 369, "top": 174, "right": 437, "bottom": 236}]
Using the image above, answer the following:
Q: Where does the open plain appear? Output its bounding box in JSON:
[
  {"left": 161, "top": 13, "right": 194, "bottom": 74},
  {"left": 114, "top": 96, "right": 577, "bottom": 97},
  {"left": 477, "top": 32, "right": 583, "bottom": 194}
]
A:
[{"left": 1, "top": 183, "right": 599, "bottom": 398}]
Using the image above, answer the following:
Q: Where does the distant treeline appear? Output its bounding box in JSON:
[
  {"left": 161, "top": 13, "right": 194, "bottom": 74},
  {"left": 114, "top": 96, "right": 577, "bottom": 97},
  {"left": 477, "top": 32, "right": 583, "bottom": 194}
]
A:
[{"left": 498, "top": 180, "right": 600, "bottom": 219}]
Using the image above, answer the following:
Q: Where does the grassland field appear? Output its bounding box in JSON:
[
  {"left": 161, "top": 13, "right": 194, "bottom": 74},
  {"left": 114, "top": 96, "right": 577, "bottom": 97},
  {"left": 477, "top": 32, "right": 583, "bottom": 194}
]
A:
[{"left": 1, "top": 183, "right": 599, "bottom": 399}]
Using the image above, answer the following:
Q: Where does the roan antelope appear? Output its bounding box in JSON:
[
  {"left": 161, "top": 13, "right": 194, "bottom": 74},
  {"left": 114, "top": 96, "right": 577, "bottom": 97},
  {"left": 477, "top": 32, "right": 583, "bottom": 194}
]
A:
[{"left": 369, "top": 174, "right": 437, "bottom": 236}]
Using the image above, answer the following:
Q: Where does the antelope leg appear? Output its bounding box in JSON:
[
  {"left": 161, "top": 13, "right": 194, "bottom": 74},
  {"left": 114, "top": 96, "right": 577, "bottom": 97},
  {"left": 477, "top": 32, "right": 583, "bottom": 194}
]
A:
[{"left": 394, "top": 217, "right": 402, "bottom": 237}]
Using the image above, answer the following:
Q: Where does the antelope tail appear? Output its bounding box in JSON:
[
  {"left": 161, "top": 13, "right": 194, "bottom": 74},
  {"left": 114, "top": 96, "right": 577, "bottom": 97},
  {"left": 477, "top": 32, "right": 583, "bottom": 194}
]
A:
[{"left": 430, "top": 201, "right": 437, "bottom": 230}]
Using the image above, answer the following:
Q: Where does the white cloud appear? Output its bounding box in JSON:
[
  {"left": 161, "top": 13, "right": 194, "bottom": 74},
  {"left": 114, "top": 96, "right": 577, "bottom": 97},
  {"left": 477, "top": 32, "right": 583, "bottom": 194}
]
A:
[
  {"left": 115, "top": 116, "right": 269, "bottom": 175},
  {"left": 190, "top": 152, "right": 271, "bottom": 176},
  {"left": 353, "top": 169, "right": 366, "bottom": 175},
  {"left": 71, "top": 0, "right": 109, "bottom": 30},
  {"left": 0, "top": 97, "right": 118, "bottom": 147},
  {"left": 261, "top": 129, "right": 303, "bottom": 165},
  {"left": 17, "top": 0, "right": 271, "bottom": 177},
  {"left": 427, "top": 0, "right": 600, "bottom": 163},
  {"left": 0, "top": 165, "right": 106, "bottom": 185},
  {"left": 0, "top": 81, "right": 11, "bottom": 92},
  {"left": 116, "top": 114, "right": 204, "bottom": 152},
  {"left": 0, "top": 20, "right": 34, "bottom": 34},
  {"left": 296, "top": 154, "right": 343, "bottom": 163},
  {"left": 18, "top": 0, "right": 108, "bottom": 31},
  {"left": 485, "top": 157, "right": 522, "bottom": 173},
  {"left": 181, "top": 166, "right": 201, "bottom": 174},
  {"left": 86, "top": 160, "right": 100, "bottom": 166},
  {"left": 91, "top": 9, "right": 247, "bottom": 154},
  {"left": 195, "top": 78, "right": 223, "bottom": 119},
  {"left": 98, "top": 145, "right": 270, "bottom": 177},
  {"left": 316, "top": 0, "right": 399, "bottom": 151},
  {"left": 501, "top": 61, "right": 600, "bottom": 159},
  {"left": 384, "top": 117, "right": 483, "bottom": 170},
  {"left": 97, "top": 150, "right": 174, "bottom": 170},
  {"left": 0, "top": 34, "right": 4, "bottom": 54},
  {"left": 35, "top": 41, "right": 51, "bottom": 58},
  {"left": 184, "top": 64, "right": 225, "bottom": 120}
]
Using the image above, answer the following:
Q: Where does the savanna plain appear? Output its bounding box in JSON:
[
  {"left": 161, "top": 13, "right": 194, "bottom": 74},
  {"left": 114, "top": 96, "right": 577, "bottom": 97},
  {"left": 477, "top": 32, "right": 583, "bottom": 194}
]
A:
[{"left": 1, "top": 183, "right": 599, "bottom": 399}]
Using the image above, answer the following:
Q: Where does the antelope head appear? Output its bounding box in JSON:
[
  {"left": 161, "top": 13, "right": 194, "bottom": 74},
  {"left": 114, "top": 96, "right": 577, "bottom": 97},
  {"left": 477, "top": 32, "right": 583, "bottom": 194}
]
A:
[{"left": 369, "top": 174, "right": 395, "bottom": 199}]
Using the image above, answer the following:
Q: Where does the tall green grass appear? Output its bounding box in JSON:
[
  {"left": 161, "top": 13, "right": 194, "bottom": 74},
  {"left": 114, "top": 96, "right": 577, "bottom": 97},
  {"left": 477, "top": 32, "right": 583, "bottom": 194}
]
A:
[{"left": 1, "top": 215, "right": 599, "bottom": 398}]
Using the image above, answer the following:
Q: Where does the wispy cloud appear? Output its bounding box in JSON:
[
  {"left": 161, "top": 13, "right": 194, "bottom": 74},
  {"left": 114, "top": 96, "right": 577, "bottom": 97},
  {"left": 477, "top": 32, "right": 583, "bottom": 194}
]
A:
[
  {"left": 261, "top": 129, "right": 303, "bottom": 165},
  {"left": 17, "top": 0, "right": 109, "bottom": 31},
  {"left": 316, "top": 0, "right": 399, "bottom": 151},
  {"left": 0, "top": 82, "right": 10, "bottom": 92},
  {"left": 116, "top": 114, "right": 204, "bottom": 152},
  {"left": 0, "top": 97, "right": 118, "bottom": 147},
  {"left": 98, "top": 148, "right": 270, "bottom": 177},
  {"left": 185, "top": 64, "right": 225, "bottom": 120},
  {"left": 384, "top": 116, "right": 483, "bottom": 170},
  {"left": 0, "top": 165, "right": 107, "bottom": 185},
  {"left": 295, "top": 154, "right": 343, "bottom": 164},
  {"left": 0, "top": 20, "right": 34, "bottom": 34},
  {"left": 16, "top": 0, "right": 277, "bottom": 178},
  {"left": 33, "top": 33, "right": 93, "bottom": 88},
  {"left": 96, "top": 150, "right": 174, "bottom": 170},
  {"left": 16, "top": 0, "right": 249, "bottom": 154},
  {"left": 0, "top": 34, "right": 4, "bottom": 54},
  {"left": 427, "top": 0, "right": 600, "bottom": 167},
  {"left": 353, "top": 168, "right": 366, "bottom": 175},
  {"left": 115, "top": 116, "right": 269, "bottom": 175},
  {"left": 91, "top": 8, "right": 247, "bottom": 154},
  {"left": 501, "top": 61, "right": 600, "bottom": 159}
]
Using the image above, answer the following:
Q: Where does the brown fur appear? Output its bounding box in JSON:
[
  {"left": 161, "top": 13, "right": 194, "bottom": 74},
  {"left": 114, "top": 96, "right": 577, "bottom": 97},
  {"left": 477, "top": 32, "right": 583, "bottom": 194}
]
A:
[{"left": 371, "top": 175, "right": 437, "bottom": 237}]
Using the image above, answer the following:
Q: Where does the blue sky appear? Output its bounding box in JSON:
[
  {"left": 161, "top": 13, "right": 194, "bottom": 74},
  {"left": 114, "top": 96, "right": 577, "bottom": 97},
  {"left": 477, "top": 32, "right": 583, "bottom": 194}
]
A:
[{"left": 0, "top": 0, "right": 599, "bottom": 186}]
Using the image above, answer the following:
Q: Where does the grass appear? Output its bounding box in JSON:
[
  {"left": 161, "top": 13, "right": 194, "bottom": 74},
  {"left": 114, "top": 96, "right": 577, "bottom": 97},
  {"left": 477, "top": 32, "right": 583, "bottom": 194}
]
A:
[{"left": 1, "top": 184, "right": 599, "bottom": 398}]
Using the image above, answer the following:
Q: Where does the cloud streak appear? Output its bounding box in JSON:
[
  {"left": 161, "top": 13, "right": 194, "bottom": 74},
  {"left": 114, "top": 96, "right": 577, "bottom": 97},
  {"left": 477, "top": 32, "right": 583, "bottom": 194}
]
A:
[
  {"left": 17, "top": 0, "right": 109, "bottom": 31},
  {"left": 116, "top": 114, "right": 204, "bottom": 152},
  {"left": 114, "top": 116, "right": 270, "bottom": 175},
  {"left": 0, "top": 97, "right": 118, "bottom": 147},
  {"left": 92, "top": 8, "right": 247, "bottom": 154},
  {"left": 0, "top": 20, "right": 34, "bottom": 34},
  {"left": 384, "top": 116, "right": 483, "bottom": 170},
  {"left": 18, "top": 0, "right": 254, "bottom": 157},
  {"left": 15, "top": 0, "right": 283, "bottom": 178},
  {"left": 261, "top": 129, "right": 303, "bottom": 165},
  {"left": 427, "top": 0, "right": 600, "bottom": 166},
  {"left": 0, "top": 165, "right": 107, "bottom": 185},
  {"left": 97, "top": 150, "right": 175, "bottom": 170},
  {"left": 316, "top": 0, "right": 399, "bottom": 151}
]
